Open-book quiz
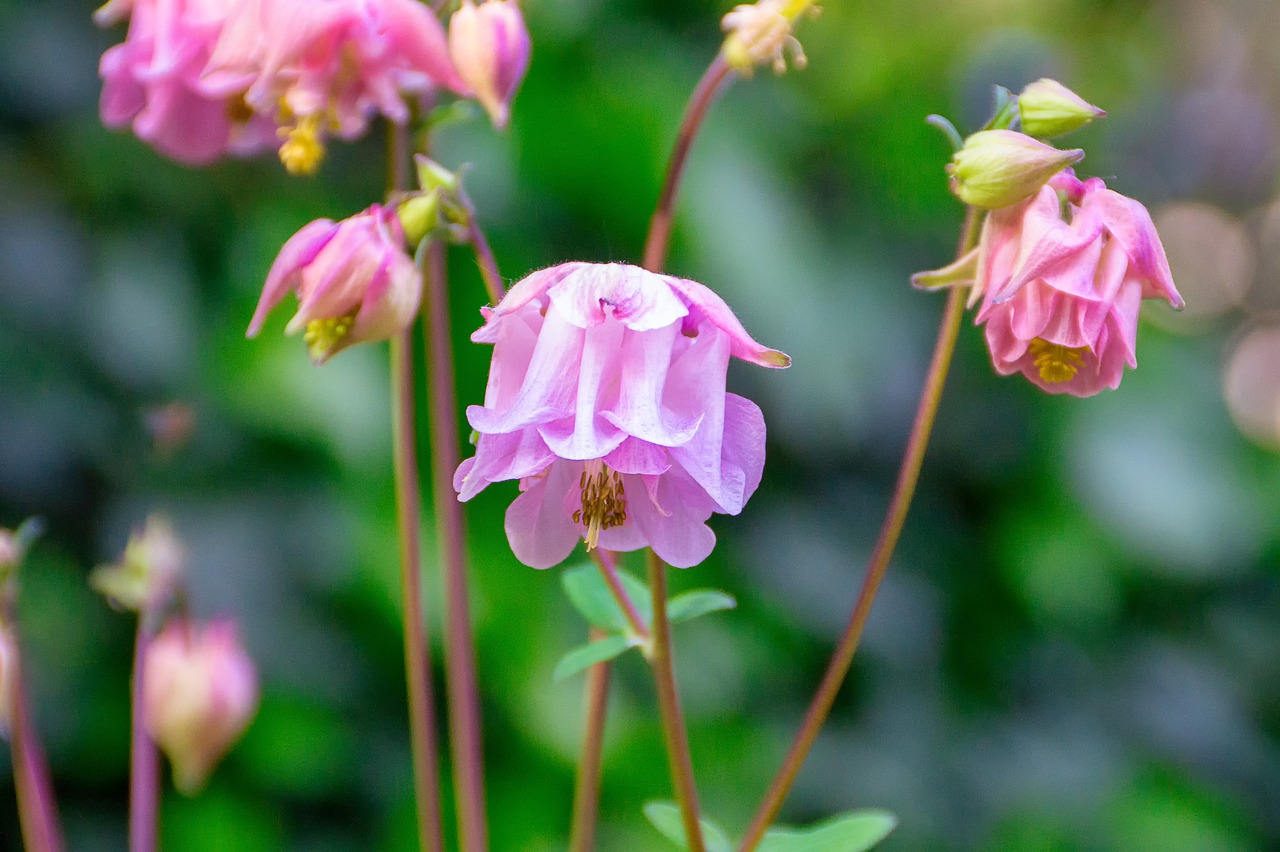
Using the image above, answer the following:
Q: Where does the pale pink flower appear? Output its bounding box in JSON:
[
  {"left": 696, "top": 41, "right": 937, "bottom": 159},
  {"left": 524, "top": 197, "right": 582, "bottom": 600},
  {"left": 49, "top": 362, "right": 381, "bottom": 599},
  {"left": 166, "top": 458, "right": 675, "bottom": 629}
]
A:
[
  {"left": 204, "top": 0, "right": 464, "bottom": 172},
  {"left": 455, "top": 263, "right": 789, "bottom": 569},
  {"left": 974, "top": 171, "right": 1183, "bottom": 396},
  {"left": 448, "top": 0, "right": 530, "bottom": 129},
  {"left": 247, "top": 204, "right": 421, "bottom": 363},
  {"left": 96, "top": 0, "right": 274, "bottom": 164},
  {"left": 143, "top": 618, "right": 258, "bottom": 794}
]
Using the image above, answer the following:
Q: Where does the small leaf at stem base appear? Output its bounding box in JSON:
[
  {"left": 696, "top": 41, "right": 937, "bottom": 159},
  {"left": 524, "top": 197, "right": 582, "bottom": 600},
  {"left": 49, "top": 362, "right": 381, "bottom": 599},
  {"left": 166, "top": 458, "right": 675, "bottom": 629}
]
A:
[
  {"left": 757, "top": 809, "right": 897, "bottom": 852},
  {"left": 552, "top": 635, "right": 636, "bottom": 681},
  {"left": 643, "top": 800, "right": 733, "bottom": 852},
  {"left": 666, "top": 590, "right": 736, "bottom": 624},
  {"left": 561, "top": 563, "right": 652, "bottom": 633}
]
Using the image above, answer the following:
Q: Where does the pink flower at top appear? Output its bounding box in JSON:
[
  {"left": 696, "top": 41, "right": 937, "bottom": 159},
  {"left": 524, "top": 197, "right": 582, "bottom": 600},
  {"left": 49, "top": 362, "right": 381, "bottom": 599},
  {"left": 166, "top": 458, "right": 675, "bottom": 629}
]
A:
[
  {"left": 455, "top": 262, "right": 789, "bottom": 569},
  {"left": 204, "top": 0, "right": 465, "bottom": 173},
  {"left": 96, "top": 0, "right": 275, "bottom": 164},
  {"left": 448, "top": 0, "right": 530, "bottom": 129},
  {"left": 143, "top": 618, "right": 258, "bottom": 794},
  {"left": 974, "top": 170, "right": 1183, "bottom": 396},
  {"left": 247, "top": 204, "right": 421, "bottom": 363}
]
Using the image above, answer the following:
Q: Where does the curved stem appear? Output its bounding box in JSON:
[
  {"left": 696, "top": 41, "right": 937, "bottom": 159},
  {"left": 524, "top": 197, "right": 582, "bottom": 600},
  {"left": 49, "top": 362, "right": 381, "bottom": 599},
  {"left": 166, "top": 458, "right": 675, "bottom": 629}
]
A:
[
  {"left": 647, "top": 550, "right": 705, "bottom": 852},
  {"left": 567, "top": 628, "right": 612, "bottom": 852},
  {"left": 642, "top": 55, "right": 735, "bottom": 272},
  {"left": 459, "top": 188, "right": 506, "bottom": 305},
  {"left": 389, "top": 122, "right": 447, "bottom": 852},
  {"left": 587, "top": 549, "right": 649, "bottom": 641},
  {"left": 737, "top": 209, "right": 980, "bottom": 851},
  {"left": 9, "top": 634, "right": 64, "bottom": 852},
  {"left": 422, "top": 239, "right": 489, "bottom": 852},
  {"left": 128, "top": 619, "right": 158, "bottom": 852}
]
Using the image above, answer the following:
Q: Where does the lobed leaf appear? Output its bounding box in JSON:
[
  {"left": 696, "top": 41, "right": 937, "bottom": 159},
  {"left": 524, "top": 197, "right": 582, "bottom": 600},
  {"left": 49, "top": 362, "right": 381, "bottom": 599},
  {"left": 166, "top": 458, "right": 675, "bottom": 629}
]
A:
[
  {"left": 757, "top": 809, "right": 898, "bottom": 852},
  {"left": 552, "top": 635, "right": 635, "bottom": 681},
  {"left": 643, "top": 801, "right": 733, "bottom": 852},
  {"left": 666, "top": 589, "right": 736, "bottom": 625}
]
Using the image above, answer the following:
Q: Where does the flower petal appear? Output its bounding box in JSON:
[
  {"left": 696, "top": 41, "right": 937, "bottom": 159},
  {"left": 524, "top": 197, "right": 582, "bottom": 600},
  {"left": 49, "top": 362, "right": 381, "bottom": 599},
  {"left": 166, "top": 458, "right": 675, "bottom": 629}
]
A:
[{"left": 504, "top": 462, "right": 581, "bottom": 569}]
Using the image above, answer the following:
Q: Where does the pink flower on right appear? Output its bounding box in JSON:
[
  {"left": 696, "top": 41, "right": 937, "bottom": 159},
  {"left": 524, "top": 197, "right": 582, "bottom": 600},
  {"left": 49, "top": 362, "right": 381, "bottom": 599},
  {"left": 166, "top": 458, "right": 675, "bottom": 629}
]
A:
[{"left": 974, "top": 170, "right": 1184, "bottom": 397}]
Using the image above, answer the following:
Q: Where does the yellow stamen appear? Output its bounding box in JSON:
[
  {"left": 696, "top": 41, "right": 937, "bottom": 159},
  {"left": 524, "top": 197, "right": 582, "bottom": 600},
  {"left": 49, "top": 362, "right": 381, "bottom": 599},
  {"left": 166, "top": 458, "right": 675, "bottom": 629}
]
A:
[
  {"left": 571, "top": 460, "right": 627, "bottom": 551},
  {"left": 278, "top": 114, "right": 325, "bottom": 176},
  {"left": 1028, "top": 338, "right": 1087, "bottom": 383},
  {"left": 303, "top": 309, "right": 358, "bottom": 364}
]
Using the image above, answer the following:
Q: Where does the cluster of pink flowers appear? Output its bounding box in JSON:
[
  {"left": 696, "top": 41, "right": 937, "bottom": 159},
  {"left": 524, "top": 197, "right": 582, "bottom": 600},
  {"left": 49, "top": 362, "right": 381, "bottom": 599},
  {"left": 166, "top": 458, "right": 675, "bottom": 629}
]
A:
[
  {"left": 454, "top": 263, "right": 789, "bottom": 569},
  {"left": 96, "top": 0, "right": 530, "bottom": 169}
]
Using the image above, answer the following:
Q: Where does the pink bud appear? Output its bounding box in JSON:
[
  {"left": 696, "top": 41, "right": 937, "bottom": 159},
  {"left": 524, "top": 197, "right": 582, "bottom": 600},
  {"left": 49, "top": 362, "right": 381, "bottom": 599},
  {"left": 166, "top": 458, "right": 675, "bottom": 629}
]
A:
[
  {"left": 448, "top": 0, "right": 531, "bottom": 129},
  {"left": 143, "top": 619, "right": 258, "bottom": 794},
  {"left": 0, "top": 624, "right": 15, "bottom": 740}
]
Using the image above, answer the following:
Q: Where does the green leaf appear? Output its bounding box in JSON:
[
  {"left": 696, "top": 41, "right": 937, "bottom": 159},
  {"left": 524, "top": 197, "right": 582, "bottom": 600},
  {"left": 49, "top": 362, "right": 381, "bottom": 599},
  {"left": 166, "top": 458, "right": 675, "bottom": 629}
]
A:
[
  {"left": 667, "top": 589, "right": 737, "bottom": 625},
  {"left": 757, "top": 809, "right": 897, "bottom": 852},
  {"left": 561, "top": 563, "right": 651, "bottom": 633},
  {"left": 552, "top": 635, "right": 635, "bottom": 681},
  {"left": 643, "top": 801, "right": 733, "bottom": 852}
]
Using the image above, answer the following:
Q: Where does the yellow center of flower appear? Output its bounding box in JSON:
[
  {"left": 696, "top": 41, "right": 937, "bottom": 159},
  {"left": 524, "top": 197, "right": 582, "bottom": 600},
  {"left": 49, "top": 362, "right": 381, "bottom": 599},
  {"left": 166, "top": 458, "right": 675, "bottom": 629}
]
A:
[
  {"left": 1028, "top": 338, "right": 1087, "bottom": 383},
  {"left": 303, "top": 309, "right": 358, "bottom": 364},
  {"left": 278, "top": 113, "right": 326, "bottom": 176},
  {"left": 572, "top": 460, "right": 626, "bottom": 551}
]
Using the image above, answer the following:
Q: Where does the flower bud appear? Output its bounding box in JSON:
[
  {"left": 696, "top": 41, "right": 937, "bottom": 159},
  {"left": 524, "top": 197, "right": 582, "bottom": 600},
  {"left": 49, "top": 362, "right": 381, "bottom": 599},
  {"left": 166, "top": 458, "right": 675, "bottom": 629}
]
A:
[
  {"left": 0, "top": 623, "right": 16, "bottom": 740},
  {"left": 448, "top": 0, "right": 531, "bottom": 129},
  {"left": 1018, "top": 78, "right": 1105, "bottom": 138},
  {"left": 143, "top": 618, "right": 258, "bottom": 794},
  {"left": 397, "top": 192, "right": 442, "bottom": 248},
  {"left": 947, "top": 130, "right": 1084, "bottom": 210},
  {"left": 91, "top": 516, "right": 184, "bottom": 613}
]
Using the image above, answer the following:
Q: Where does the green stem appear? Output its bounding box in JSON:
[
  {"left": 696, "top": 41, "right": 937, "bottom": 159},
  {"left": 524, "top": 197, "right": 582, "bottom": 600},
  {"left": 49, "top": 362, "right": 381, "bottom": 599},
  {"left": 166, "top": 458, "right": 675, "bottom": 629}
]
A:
[
  {"left": 736, "top": 208, "right": 980, "bottom": 851},
  {"left": 422, "top": 239, "right": 489, "bottom": 852},
  {"left": 647, "top": 550, "right": 705, "bottom": 852},
  {"left": 567, "top": 627, "right": 612, "bottom": 852},
  {"left": 389, "top": 122, "right": 447, "bottom": 852}
]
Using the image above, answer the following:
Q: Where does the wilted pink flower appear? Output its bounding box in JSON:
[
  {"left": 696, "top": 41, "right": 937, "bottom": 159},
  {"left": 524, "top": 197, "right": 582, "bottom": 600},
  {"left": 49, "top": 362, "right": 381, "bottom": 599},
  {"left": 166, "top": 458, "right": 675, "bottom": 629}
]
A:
[
  {"left": 143, "top": 618, "right": 258, "bottom": 794},
  {"left": 0, "top": 623, "right": 15, "bottom": 740},
  {"left": 95, "top": 0, "right": 274, "bottom": 164},
  {"left": 455, "top": 263, "right": 789, "bottom": 569},
  {"left": 204, "top": 0, "right": 465, "bottom": 173},
  {"left": 448, "top": 0, "right": 530, "bottom": 129},
  {"left": 974, "top": 171, "right": 1183, "bottom": 396},
  {"left": 247, "top": 204, "right": 421, "bottom": 363}
]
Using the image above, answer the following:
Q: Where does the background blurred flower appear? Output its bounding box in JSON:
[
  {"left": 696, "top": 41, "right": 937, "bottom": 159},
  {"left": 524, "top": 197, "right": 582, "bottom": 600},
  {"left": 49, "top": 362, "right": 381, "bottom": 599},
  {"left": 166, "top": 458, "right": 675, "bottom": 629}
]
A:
[{"left": 448, "top": 0, "right": 530, "bottom": 129}]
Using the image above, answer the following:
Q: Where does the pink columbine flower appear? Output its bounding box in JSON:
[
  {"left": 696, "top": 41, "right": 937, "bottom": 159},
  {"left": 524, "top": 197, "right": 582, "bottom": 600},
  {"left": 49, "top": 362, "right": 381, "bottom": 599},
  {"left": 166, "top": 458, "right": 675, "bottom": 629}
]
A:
[
  {"left": 454, "top": 262, "right": 789, "bottom": 569},
  {"left": 143, "top": 618, "right": 258, "bottom": 794},
  {"left": 95, "top": 0, "right": 275, "bottom": 164},
  {"left": 974, "top": 170, "right": 1183, "bottom": 396},
  {"left": 204, "top": 0, "right": 465, "bottom": 173},
  {"left": 447, "top": 0, "right": 530, "bottom": 129},
  {"left": 247, "top": 204, "right": 421, "bottom": 363}
]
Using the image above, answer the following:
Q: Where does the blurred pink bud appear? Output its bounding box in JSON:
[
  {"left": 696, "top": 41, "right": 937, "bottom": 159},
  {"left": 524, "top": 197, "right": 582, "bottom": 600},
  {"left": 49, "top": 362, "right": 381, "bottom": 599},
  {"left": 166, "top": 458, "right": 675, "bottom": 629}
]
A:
[
  {"left": 0, "top": 529, "right": 17, "bottom": 573},
  {"left": 448, "top": 0, "right": 530, "bottom": 129},
  {"left": 948, "top": 129, "right": 1083, "bottom": 210},
  {"left": 95, "top": 0, "right": 275, "bottom": 165},
  {"left": 247, "top": 205, "right": 422, "bottom": 363},
  {"left": 0, "top": 623, "right": 15, "bottom": 740},
  {"left": 91, "top": 516, "right": 184, "bottom": 613},
  {"left": 974, "top": 171, "right": 1184, "bottom": 396},
  {"left": 143, "top": 618, "right": 258, "bottom": 795},
  {"left": 455, "top": 263, "right": 788, "bottom": 569}
]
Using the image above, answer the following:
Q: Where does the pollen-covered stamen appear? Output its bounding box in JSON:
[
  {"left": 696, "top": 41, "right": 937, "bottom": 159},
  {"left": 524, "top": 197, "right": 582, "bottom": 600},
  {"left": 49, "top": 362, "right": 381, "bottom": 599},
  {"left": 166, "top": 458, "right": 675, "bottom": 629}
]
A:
[
  {"left": 1028, "top": 338, "right": 1087, "bottom": 383},
  {"left": 278, "top": 113, "right": 326, "bottom": 176},
  {"left": 571, "top": 460, "right": 626, "bottom": 551},
  {"left": 303, "top": 308, "right": 358, "bottom": 363}
]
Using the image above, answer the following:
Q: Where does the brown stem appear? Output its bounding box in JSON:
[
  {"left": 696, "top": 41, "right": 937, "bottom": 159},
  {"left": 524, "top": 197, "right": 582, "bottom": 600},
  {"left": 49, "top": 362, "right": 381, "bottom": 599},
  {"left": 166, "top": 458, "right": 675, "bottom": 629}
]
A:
[
  {"left": 9, "top": 639, "right": 64, "bottom": 852},
  {"left": 422, "top": 239, "right": 489, "bottom": 852},
  {"left": 459, "top": 188, "right": 506, "bottom": 305},
  {"left": 737, "top": 209, "right": 980, "bottom": 851},
  {"left": 642, "top": 55, "right": 735, "bottom": 272},
  {"left": 587, "top": 549, "right": 649, "bottom": 640},
  {"left": 128, "top": 620, "right": 158, "bottom": 852},
  {"left": 647, "top": 550, "right": 705, "bottom": 852},
  {"left": 567, "top": 628, "right": 612, "bottom": 852}
]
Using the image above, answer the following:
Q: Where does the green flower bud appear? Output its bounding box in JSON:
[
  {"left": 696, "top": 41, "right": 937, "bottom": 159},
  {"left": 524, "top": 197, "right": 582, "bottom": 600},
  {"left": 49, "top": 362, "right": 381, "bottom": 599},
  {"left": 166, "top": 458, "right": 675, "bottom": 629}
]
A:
[
  {"left": 947, "top": 130, "right": 1084, "bottom": 210},
  {"left": 1018, "top": 78, "right": 1106, "bottom": 138},
  {"left": 397, "top": 191, "right": 442, "bottom": 248}
]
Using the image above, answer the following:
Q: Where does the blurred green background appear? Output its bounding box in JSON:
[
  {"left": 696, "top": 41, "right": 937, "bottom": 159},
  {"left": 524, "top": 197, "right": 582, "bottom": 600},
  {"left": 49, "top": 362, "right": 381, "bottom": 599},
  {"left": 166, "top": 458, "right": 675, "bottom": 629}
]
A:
[{"left": 2, "top": 0, "right": 1279, "bottom": 849}]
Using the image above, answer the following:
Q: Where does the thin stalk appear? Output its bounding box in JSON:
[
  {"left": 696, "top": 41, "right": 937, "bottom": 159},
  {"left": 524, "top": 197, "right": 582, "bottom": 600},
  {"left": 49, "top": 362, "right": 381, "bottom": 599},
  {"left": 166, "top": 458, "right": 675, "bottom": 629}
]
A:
[
  {"left": 9, "top": 643, "right": 64, "bottom": 852},
  {"left": 646, "top": 550, "right": 704, "bottom": 852},
  {"left": 587, "top": 549, "right": 649, "bottom": 640},
  {"left": 421, "top": 239, "right": 488, "bottom": 852},
  {"left": 643, "top": 55, "right": 735, "bottom": 272},
  {"left": 567, "top": 628, "right": 612, "bottom": 852},
  {"left": 737, "top": 209, "right": 980, "bottom": 851},
  {"left": 389, "top": 120, "right": 447, "bottom": 852},
  {"left": 129, "top": 620, "right": 158, "bottom": 852},
  {"left": 458, "top": 188, "right": 505, "bottom": 305}
]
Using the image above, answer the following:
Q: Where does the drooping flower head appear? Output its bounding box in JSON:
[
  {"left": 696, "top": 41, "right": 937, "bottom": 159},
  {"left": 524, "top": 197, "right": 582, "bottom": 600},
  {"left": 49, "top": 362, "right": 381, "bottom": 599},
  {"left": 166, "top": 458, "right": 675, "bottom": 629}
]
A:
[
  {"left": 204, "top": 0, "right": 465, "bottom": 174},
  {"left": 448, "top": 0, "right": 530, "bottom": 129},
  {"left": 974, "top": 170, "right": 1183, "bottom": 396},
  {"left": 247, "top": 204, "right": 421, "bottom": 363},
  {"left": 455, "top": 263, "right": 788, "bottom": 569},
  {"left": 143, "top": 618, "right": 258, "bottom": 794},
  {"left": 95, "top": 0, "right": 276, "bottom": 164}
]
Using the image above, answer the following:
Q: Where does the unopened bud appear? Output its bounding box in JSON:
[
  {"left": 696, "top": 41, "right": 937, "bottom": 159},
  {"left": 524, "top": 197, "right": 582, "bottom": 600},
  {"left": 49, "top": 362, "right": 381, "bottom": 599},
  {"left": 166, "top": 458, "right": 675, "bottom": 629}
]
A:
[
  {"left": 947, "top": 129, "right": 1084, "bottom": 210},
  {"left": 448, "top": 0, "right": 531, "bottom": 130},
  {"left": 397, "top": 192, "right": 443, "bottom": 248},
  {"left": 1018, "top": 78, "right": 1105, "bottom": 138},
  {"left": 0, "top": 623, "right": 15, "bottom": 740},
  {"left": 92, "top": 516, "right": 184, "bottom": 613},
  {"left": 144, "top": 618, "right": 258, "bottom": 795}
]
